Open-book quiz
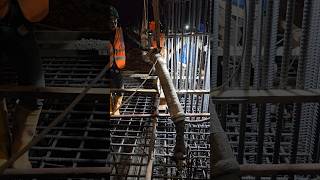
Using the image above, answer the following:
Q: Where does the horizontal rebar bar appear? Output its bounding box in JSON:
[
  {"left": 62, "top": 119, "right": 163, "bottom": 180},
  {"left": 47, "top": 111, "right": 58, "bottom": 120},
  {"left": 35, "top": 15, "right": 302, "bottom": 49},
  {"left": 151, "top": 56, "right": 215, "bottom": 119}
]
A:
[
  {"left": 212, "top": 89, "right": 320, "bottom": 103},
  {"left": 240, "top": 163, "right": 320, "bottom": 176}
]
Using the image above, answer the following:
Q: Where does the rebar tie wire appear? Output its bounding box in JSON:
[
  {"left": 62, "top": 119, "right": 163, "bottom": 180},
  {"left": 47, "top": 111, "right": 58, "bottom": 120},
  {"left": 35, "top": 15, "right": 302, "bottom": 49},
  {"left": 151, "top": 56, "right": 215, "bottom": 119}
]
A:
[{"left": 0, "top": 65, "right": 109, "bottom": 174}]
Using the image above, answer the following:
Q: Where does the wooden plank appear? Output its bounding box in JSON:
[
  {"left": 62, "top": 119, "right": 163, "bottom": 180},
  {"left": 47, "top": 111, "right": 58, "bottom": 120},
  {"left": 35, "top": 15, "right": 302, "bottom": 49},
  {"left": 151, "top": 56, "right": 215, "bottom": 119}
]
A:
[{"left": 211, "top": 89, "right": 320, "bottom": 103}]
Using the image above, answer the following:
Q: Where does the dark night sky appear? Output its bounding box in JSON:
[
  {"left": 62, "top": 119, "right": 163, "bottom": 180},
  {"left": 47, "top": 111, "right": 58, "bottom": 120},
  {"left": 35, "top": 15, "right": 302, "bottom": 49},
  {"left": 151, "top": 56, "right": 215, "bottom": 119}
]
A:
[
  {"left": 112, "top": 0, "right": 144, "bottom": 27},
  {"left": 43, "top": 0, "right": 144, "bottom": 31},
  {"left": 43, "top": 0, "right": 304, "bottom": 31}
]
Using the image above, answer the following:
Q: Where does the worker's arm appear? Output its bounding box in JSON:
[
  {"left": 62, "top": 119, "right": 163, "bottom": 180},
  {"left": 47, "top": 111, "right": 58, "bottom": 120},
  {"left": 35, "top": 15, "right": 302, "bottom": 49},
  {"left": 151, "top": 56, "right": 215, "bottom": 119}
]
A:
[{"left": 106, "top": 41, "right": 114, "bottom": 69}]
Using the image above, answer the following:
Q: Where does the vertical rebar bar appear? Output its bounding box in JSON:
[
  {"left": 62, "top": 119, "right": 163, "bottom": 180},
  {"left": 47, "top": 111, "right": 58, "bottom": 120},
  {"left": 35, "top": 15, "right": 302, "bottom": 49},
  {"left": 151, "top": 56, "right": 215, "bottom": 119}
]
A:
[
  {"left": 238, "top": 0, "right": 256, "bottom": 164},
  {"left": 311, "top": 0, "right": 320, "bottom": 164},
  {"left": 272, "top": 2, "right": 296, "bottom": 179},
  {"left": 210, "top": 0, "right": 218, "bottom": 90},
  {"left": 279, "top": 0, "right": 295, "bottom": 89},
  {"left": 254, "top": 0, "right": 264, "bottom": 89},
  {"left": 185, "top": 36, "right": 192, "bottom": 112},
  {"left": 313, "top": 108, "right": 320, "bottom": 163},
  {"left": 179, "top": 0, "right": 184, "bottom": 91},
  {"left": 240, "top": 0, "right": 255, "bottom": 89},
  {"left": 220, "top": 0, "right": 232, "bottom": 129},
  {"left": 203, "top": 35, "right": 211, "bottom": 113},
  {"left": 290, "top": 0, "right": 312, "bottom": 165},
  {"left": 222, "top": 0, "right": 232, "bottom": 86},
  {"left": 296, "top": 0, "right": 312, "bottom": 90},
  {"left": 250, "top": 2, "right": 263, "bottom": 148},
  {"left": 256, "top": 0, "right": 276, "bottom": 170}
]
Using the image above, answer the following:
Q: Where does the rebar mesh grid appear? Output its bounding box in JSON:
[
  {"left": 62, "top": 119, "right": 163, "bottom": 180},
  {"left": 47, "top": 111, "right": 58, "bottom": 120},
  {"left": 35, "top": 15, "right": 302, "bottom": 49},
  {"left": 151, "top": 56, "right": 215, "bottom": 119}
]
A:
[
  {"left": 2, "top": 95, "right": 110, "bottom": 180},
  {"left": 216, "top": 103, "right": 316, "bottom": 180},
  {"left": 31, "top": 97, "right": 110, "bottom": 168},
  {"left": 0, "top": 50, "right": 111, "bottom": 179},
  {"left": 0, "top": 55, "right": 154, "bottom": 89},
  {"left": 108, "top": 93, "right": 156, "bottom": 179},
  {"left": 152, "top": 103, "right": 314, "bottom": 179},
  {"left": 153, "top": 116, "right": 210, "bottom": 180},
  {"left": 1, "top": 0, "right": 320, "bottom": 176}
]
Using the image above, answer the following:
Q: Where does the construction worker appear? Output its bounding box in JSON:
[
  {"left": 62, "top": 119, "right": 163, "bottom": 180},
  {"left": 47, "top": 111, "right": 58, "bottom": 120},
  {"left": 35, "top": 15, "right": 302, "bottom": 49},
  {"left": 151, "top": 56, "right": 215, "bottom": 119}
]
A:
[
  {"left": 0, "top": 0, "right": 49, "bottom": 168},
  {"left": 106, "top": 6, "right": 126, "bottom": 115},
  {"left": 149, "top": 21, "right": 166, "bottom": 53}
]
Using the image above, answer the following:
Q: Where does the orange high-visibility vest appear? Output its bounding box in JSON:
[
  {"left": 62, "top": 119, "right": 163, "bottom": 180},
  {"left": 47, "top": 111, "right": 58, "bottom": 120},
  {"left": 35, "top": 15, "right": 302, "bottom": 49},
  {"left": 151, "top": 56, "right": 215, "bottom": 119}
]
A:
[
  {"left": 0, "top": 0, "right": 49, "bottom": 22},
  {"left": 113, "top": 27, "right": 126, "bottom": 69}
]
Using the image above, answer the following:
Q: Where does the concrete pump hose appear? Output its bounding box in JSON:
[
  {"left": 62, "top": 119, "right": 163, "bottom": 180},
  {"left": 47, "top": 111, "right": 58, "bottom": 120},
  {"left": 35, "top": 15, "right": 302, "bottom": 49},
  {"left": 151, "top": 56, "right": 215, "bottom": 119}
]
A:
[{"left": 151, "top": 54, "right": 185, "bottom": 123}]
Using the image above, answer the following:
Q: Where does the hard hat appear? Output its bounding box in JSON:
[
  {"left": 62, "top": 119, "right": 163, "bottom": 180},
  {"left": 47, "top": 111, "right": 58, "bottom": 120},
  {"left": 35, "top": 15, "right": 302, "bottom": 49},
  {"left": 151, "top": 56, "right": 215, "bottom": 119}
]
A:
[{"left": 109, "top": 6, "right": 119, "bottom": 19}]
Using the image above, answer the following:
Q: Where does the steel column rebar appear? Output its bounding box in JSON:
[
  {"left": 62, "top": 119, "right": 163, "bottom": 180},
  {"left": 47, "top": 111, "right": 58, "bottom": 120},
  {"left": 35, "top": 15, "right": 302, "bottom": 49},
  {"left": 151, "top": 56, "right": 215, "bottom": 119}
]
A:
[
  {"left": 222, "top": 0, "right": 232, "bottom": 85},
  {"left": 311, "top": 1, "right": 320, "bottom": 163},
  {"left": 280, "top": 0, "right": 295, "bottom": 89},
  {"left": 290, "top": 0, "right": 312, "bottom": 166},
  {"left": 220, "top": 0, "right": 232, "bottom": 130},
  {"left": 238, "top": 0, "right": 256, "bottom": 164}
]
